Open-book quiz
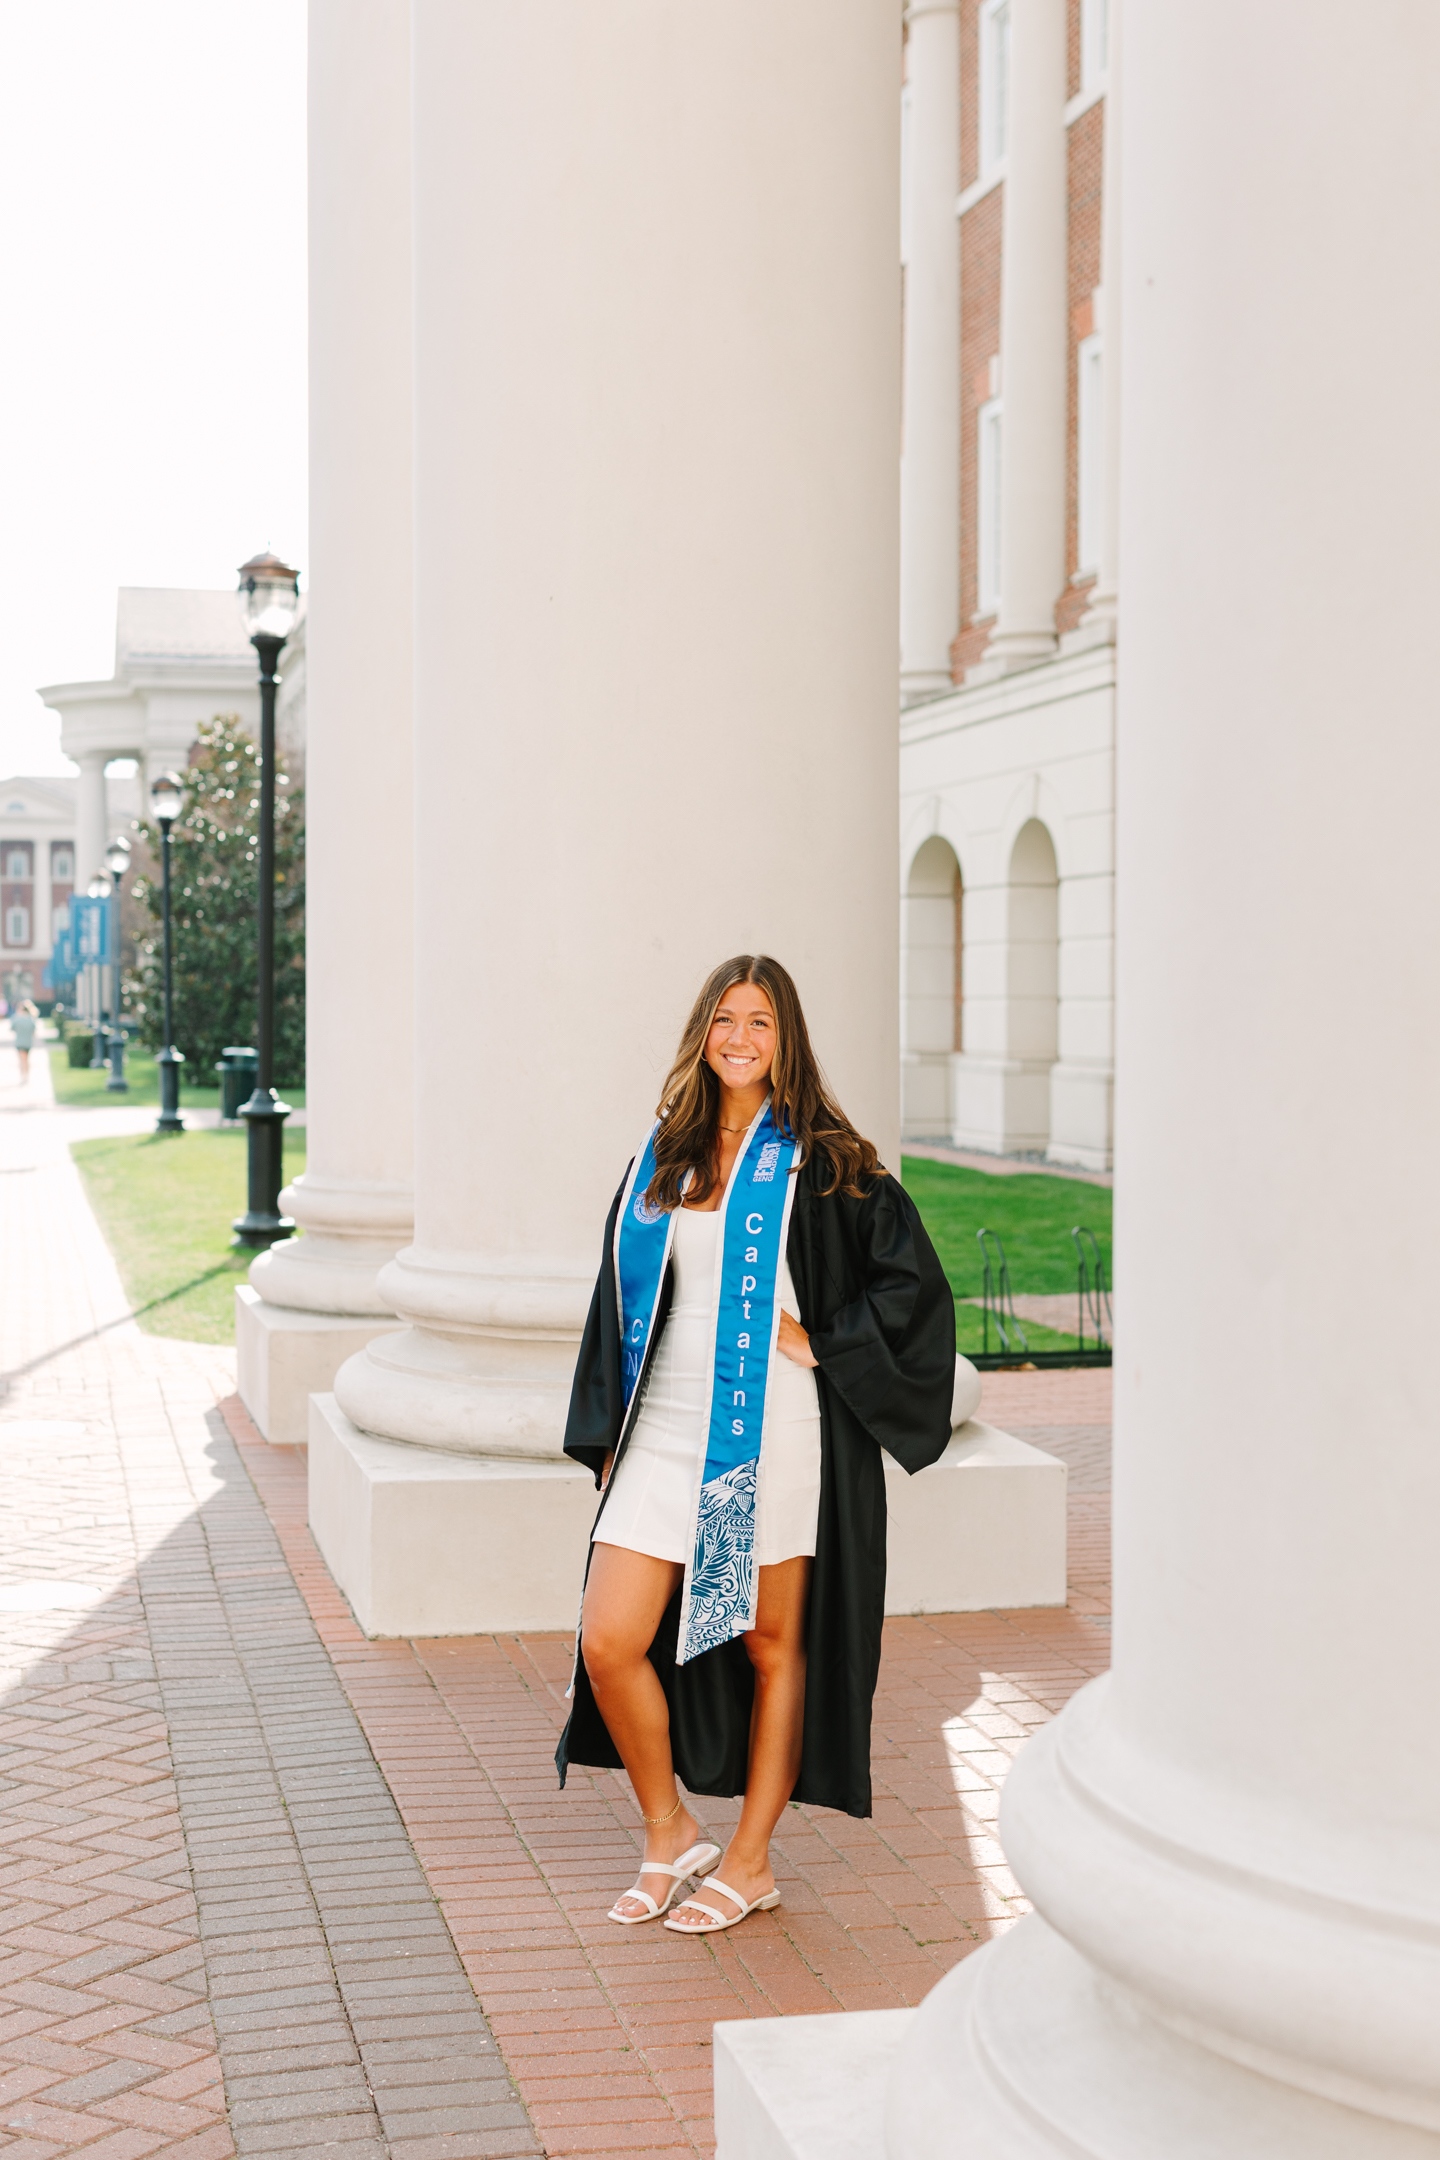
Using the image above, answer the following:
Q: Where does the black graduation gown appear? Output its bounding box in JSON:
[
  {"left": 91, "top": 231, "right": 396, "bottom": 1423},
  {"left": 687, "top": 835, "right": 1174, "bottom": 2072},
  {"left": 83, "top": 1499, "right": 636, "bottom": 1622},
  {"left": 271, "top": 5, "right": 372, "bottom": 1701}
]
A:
[{"left": 555, "top": 1159, "right": 956, "bottom": 1818}]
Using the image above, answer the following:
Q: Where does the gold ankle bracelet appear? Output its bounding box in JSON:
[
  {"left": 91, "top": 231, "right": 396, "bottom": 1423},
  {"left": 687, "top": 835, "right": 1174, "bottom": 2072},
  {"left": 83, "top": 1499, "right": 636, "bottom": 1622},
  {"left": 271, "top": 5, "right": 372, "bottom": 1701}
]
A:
[{"left": 641, "top": 1795, "right": 682, "bottom": 1827}]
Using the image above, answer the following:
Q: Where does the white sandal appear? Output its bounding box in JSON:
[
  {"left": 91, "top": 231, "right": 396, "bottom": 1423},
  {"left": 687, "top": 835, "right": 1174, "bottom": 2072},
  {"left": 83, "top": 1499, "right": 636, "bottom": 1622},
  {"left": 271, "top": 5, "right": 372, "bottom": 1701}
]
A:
[
  {"left": 607, "top": 1841, "right": 722, "bottom": 1925},
  {"left": 663, "top": 1873, "right": 781, "bottom": 1935}
]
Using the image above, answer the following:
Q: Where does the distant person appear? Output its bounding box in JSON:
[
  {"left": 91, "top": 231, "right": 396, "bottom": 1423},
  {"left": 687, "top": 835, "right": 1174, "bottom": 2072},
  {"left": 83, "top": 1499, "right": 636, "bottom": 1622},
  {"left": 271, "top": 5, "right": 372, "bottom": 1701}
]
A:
[
  {"left": 557, "top": 954, "right": 956, "bottom": 1936},
  {"left": 10, "top": 1000, "right": 38, "bottom": 1081}
]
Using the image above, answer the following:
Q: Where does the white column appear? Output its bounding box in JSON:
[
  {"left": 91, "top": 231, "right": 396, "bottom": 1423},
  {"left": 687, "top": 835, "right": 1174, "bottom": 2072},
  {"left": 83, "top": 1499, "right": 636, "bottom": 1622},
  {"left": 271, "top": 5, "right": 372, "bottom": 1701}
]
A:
[
  {"left": 971, "top": 0, "right": 1067, "bottom": 678},
  {"left": 238, "top": 0, "right": 414, "bottom": 1438},
  {"left": 74, "top": 753, "right": 107, "bottom": 895},
  {"left": 899, "top": 4, "right": 960, "bottom": 704},
  {"left": 889, "top": 3, "right": 1440, "bottom": 2152},
  {"left": 73, "top": 752, "right": 107, "bottom": 1022},
  {"left": 334, "top": 0, "right": 902, "bottom": 1461},
  {"left": 1077, "top": 0, "right": 1121, "bottom": 641}
]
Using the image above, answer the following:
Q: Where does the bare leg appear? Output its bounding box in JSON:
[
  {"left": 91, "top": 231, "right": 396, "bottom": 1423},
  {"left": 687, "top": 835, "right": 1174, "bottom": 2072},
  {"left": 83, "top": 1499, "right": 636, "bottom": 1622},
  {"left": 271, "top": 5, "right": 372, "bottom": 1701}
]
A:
[
  {"left": 667, "top": 1555, "right": 810, "bottom": 1929},
  {"left": 582, "top": 1542, "right": 707, "bottom": 1918}
]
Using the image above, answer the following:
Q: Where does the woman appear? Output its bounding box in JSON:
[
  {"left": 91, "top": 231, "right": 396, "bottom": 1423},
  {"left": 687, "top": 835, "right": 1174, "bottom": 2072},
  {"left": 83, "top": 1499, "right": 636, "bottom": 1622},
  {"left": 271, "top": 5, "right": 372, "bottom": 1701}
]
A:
[
  {"left": 556, "top": 955, "right": 956, "bottom": 1935},
  {"left": 10, "top": 1000, "right": 38, "bottom": 1082}
]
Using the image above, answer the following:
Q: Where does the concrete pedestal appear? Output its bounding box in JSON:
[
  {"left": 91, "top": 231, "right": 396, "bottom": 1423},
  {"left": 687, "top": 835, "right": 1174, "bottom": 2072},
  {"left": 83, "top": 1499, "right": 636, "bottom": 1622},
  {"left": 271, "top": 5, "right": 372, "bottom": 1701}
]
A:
[
  {"left": 235, "top": 1288, "right": 401, "bottom": 1445},
  {"left": 308, "top": 1393, "right": 599, "bottom": 1636},
  {"left": 307, "top": 1392, "right": 1065, "bottom": 1639},
  {"left": 883, "top": 1422, "right": 1065, "bottom": 1613},
  {"left": 715, "top": 2009, "right": 911, "bottom": 2160}
]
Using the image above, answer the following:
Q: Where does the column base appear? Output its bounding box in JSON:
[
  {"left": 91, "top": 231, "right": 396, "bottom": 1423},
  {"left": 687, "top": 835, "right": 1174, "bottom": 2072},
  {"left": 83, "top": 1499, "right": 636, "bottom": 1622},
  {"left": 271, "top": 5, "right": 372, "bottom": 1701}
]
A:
[
  {"left": 332, "top": 1244, "right": 594, "bottom": 1459},
  {"left": 248, "top": 1173, "right": 413, "bottom": 1316},
  {"left": 719, "top": 1916, "right": 1440, "bottom": 2160},
  {"left": 307, "top": 1393, "right": 597, "bottom": 1634},
  {"left": 965, "top": 633, "right": 1059, "bottom": 685},
  {"left": 235, "top": 1286, "right": 402, "bottom": 1445}
]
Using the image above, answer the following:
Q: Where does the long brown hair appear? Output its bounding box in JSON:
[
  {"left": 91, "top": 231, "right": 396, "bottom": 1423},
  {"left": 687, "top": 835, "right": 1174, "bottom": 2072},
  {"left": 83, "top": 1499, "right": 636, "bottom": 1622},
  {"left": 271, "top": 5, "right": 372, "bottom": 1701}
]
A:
[{"left": 645, "top": 955, "right": 882, "bottom": 1210}]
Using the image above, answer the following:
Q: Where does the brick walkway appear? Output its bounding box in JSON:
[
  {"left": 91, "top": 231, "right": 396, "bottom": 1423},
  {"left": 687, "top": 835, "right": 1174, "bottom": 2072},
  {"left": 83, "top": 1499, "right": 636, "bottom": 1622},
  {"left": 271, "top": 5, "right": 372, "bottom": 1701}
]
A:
[{"left": 1, "top": 1047, "right": 1111, "bottom": 2157}]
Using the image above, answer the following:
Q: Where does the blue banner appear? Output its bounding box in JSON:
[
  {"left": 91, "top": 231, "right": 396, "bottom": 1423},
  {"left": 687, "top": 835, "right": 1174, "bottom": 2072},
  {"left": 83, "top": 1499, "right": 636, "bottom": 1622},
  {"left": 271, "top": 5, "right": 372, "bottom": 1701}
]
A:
[{"left": 71, "top": 897, "right": 110, "bottom": 965}]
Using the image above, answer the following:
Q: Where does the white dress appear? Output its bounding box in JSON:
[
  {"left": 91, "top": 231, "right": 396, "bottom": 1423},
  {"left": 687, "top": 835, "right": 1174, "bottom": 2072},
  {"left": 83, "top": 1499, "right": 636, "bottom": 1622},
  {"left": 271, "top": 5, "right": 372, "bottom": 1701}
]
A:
[{"left": 596, "top": 1205, "right": 822, "bottom": 1568}]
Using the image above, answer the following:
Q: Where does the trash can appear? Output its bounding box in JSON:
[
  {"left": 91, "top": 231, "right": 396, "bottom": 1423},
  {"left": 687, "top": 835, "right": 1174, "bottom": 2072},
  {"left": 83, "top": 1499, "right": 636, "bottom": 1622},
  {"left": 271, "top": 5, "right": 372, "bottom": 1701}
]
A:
[{"left": 216, "top": 1046, "right": 259, "bottom": 1121}]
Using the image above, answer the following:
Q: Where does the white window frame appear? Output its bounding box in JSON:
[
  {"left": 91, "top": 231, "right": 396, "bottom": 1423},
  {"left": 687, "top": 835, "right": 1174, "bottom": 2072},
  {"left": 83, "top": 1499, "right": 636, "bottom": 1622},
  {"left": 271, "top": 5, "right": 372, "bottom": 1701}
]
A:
[
  {"left": 979, "top": 0, "right": 1011, "bottom": 181},
  {"left": 52, "top": 850, "right": 73, "bottom": 883},
  {"left": 5, "top": 849, "right": 30, "bottom": 880},
  {"left": 1081, "top": 0, "right": 1108, "bottom": 92},
  {"left": 1076, "top": 330, "right": 1104, "bottom": 576},
  {"left": 900, "top": 79, "right": 914, "bottom": 268},
  {"left": 977, "top": 394, "right": 1004, "bottom": 616},
  {"left": 5, "top": 905, "right": 31, "bottom": 947}
]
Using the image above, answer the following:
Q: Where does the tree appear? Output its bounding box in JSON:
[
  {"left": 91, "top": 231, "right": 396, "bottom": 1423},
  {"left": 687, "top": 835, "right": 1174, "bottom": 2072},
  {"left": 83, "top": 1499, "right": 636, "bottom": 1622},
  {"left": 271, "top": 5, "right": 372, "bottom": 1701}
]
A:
[{"left": 126, "top": 715, "right": 305, "bottom": 1086}]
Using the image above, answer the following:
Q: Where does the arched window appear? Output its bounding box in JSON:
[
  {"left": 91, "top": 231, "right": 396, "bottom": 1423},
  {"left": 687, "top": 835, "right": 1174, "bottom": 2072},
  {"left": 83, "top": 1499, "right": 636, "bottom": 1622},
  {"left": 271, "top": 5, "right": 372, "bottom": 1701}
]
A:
[
  {"left": 1005, "top": 818, "right": 1058, "bottom": 1149},
  {"left": 903, "top": 834, "right": 963, "bottom": 1137}
]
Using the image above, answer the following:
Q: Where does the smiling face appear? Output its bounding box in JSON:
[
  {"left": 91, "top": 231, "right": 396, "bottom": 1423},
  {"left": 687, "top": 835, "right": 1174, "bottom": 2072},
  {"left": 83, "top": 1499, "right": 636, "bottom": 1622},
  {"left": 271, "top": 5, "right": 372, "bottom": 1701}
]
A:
[{"left": 704, "top": 980, "right": 777, "bottom": 1102}]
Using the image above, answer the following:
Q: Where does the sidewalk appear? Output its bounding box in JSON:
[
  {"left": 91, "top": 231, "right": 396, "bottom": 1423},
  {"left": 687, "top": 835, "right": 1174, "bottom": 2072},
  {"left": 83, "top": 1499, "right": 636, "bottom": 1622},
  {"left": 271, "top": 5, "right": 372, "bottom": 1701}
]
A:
[{"left": 1, "top": 1046, "right": 1111, "bottom": 2158}]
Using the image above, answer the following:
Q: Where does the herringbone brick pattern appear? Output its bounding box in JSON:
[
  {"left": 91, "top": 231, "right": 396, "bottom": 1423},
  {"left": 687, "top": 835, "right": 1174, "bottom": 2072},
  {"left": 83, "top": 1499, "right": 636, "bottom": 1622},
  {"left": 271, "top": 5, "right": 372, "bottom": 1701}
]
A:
[
  {"left": 3, "top": 1041, "right": 1112, "bottom": 2158},
  {"left": 1, "top": 1056, "right": 535, "bottom": 2157},
  {"left": 228, "top": 1369, "right": 1111, "bottom": 2159},
  {"left": 0, "top": 1424, "right": 236, "bottom": 2159}
]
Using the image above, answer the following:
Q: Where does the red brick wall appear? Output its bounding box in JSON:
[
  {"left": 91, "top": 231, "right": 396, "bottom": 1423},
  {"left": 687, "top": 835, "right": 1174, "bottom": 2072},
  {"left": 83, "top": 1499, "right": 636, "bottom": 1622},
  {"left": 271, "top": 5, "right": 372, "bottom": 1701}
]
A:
[
  {"left": 953, "top": 182, "right": 1003, "bottom": 678},
  {"left": 1057, "top": 96, "right": 1104, "bottom": 635},
  {"left": 948, "top": 0, "right": 1109, "bottom": 667}
]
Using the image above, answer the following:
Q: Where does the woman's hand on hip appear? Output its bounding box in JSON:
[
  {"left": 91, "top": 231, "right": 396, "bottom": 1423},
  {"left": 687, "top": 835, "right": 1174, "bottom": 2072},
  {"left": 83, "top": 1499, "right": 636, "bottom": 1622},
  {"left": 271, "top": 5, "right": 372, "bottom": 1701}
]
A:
[{"left": 777, "top": 1309, "right": 819, "bottom": 1368}]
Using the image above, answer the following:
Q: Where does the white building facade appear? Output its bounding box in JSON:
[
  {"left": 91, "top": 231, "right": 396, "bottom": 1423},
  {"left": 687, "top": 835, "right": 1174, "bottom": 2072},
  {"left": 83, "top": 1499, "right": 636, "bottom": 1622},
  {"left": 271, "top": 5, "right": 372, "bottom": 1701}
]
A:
[
  {"left": 39, "top": 587, "right": 264, "bottom": 895},
  {"left": 899, "top": 0, "right": 1118, "bottom": 1171}
]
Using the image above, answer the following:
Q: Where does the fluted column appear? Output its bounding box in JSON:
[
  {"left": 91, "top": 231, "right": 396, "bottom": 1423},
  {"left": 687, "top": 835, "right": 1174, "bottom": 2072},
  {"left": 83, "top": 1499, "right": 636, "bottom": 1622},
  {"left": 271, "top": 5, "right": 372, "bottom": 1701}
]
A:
[
  {"left": 74, "top": 753, "right": 108, "bottom": 896},
  {"left": 73, "top": 752, "right": 108, "bottom": 1022},
  {"left": 971, "top": 0, "right": 1067, "bottom": 678},
  {"left": 1078, "top": 0, "right": 1120, "bottom": 641},
  {"left": 246, "top": 0, "right": 414, "bottom": 1324},
  {"left": 899, "top": 3, "right": 960, "bottom": 704},
  {"left": 336, "top": 0, "right": 901, "bottom": 1458},
  {"left": 888, "top": 3, "right": 1440, "bottom": 2152}
]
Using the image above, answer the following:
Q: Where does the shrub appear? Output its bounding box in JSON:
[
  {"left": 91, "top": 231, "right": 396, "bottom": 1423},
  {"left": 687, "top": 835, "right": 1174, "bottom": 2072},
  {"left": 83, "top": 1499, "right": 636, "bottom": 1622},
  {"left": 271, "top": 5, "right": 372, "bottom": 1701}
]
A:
[{"left": 125, "top": 716, "right": 305, "bottom": 1085}]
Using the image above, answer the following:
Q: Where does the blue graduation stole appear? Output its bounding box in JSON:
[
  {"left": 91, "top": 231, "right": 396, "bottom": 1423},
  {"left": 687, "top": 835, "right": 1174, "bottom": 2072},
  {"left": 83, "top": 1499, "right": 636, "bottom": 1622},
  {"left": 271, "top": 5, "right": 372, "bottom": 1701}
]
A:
[{"left": 609, "top": 1098, "right": 801, "bottom": 1664}]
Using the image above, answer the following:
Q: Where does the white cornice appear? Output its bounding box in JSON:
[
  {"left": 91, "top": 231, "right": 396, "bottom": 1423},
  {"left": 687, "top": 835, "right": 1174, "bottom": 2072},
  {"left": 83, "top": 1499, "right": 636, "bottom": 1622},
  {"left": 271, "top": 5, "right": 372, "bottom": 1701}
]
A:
[{"left": 899, "top": 640, "right": 1116, "bottom": 747}]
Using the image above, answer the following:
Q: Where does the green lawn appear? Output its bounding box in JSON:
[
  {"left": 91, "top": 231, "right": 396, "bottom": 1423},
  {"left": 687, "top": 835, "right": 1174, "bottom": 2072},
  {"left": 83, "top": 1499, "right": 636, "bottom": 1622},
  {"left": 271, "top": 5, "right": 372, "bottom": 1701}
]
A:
[
  {"left": 47, "top": 1040, "right": 305, "bottom": 1111},
  {"left": 67, "top": 1129, "right": 1107, "bottom": 1357},
  {"left": 70, "top": 1127, "right": 308, "bottom": 1343},
  {"left": 901, "top": 1155, "right": 1113, "bottom": 1358}
]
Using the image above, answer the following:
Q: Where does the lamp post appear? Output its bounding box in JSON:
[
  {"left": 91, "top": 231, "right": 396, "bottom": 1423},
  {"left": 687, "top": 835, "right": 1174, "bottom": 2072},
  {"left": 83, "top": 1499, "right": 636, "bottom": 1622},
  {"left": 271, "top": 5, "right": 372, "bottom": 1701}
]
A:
[
  {"left": 233, "top": 550, "right": 300, "bottom": 1246},
  {"left": 149, "top": 772, "right": 185, "bottom": 1134},
  {"left": 85, "top": 875, "right": 109, "bottom": 1066},
  {"left": 103, "top": 835, "right": 131, "bottom": 1092}
]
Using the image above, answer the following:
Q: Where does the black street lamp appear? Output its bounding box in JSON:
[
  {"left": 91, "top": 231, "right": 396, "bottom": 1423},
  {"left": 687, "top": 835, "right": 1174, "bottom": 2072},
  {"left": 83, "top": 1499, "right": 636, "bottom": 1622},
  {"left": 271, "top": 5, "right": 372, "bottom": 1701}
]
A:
[
  {"left": 233, "top": 550, "right": 300, "bottom": 1247},
  {"left": 149, "top": 771, "right": 186, "bottom": 1134},
  {"left": 103, "top": 834, "right": 131, "bottom": 1093},
  {"left": 85, "top": 876, "right": 109, "bottom": 1066}
]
